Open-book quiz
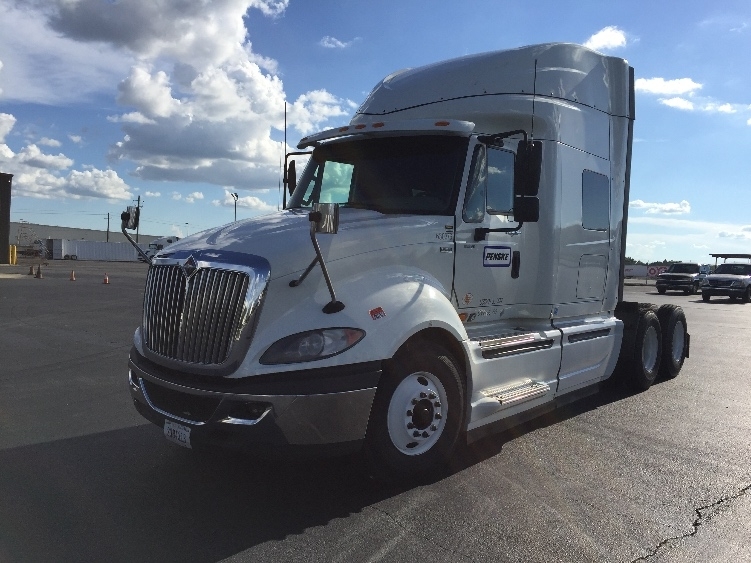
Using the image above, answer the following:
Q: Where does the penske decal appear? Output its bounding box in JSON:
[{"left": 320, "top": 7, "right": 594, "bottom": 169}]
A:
[{"left": 483, "top": 246, "right": 512, "bottom": 267}]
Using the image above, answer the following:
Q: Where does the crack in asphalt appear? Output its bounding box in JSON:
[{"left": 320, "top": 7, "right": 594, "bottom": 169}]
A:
[{"left": 631, "top": 483, "right": 751, "bottom": 562}]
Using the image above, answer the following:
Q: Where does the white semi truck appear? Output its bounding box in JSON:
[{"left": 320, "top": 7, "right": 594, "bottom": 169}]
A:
[{"left": 123, "top": 43, "right": 689, "bottom": 476}]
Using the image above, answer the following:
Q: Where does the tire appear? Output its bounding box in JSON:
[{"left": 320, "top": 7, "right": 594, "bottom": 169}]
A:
[
  {"left": 657, "top": 288, "right": 666, "bottom": 295},
  {"left": 365, "top": 341, "right": 465, "bottom": 478},
  {"left": 702, "top": 293, "right": 710, "bottom": 302},
  {"left": 627, "top": 310, "right": 662, "bottom": 391},
  {"left": 657, "top": 305, "right": 687, "bottom": 379},
  {"left": 743, "top": 287, "right": 751, "bottom": 303},
  {"left": 692, "top": 282, "right": 700, "bottom": 295}
]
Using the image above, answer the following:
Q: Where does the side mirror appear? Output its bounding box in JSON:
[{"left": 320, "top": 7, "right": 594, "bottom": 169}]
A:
[
  {"left": 287, "top": 160, "right": 297, "bottom": 196},
  {"left": 121, "top": 205, "right": 140, "bottom": 230},
  {"left": 513, "top": 196, "right": 539, "bottom": 223},
  {"left": 514, "top": 140, "right": 542, "bottom": 197},
  {"left": 310, "top": 202, "right": 339, "bottom": 234}
]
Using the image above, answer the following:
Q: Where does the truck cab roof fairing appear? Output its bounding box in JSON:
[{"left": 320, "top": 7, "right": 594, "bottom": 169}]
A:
[{"left": 354, "top": 43, "right": 633, "bottom": 120}]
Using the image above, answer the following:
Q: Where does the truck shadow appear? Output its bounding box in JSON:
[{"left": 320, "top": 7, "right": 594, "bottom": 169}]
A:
[{"left": 0, "top": 383, "right": 639, "bottom": 562}]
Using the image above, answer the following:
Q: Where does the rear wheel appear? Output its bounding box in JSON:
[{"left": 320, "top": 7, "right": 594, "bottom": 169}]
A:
[
  {"left": 657, "top": 287, "right": 666, "bottom": 295},
  {"left": 366, "top": 341, "right": 465, "bottom": 478},
  {"left": 627, "top": 310, "right": 662, "bottom": 391},
  {"left": 657, "top": 305, "right": 687, "bottom": 379},
  {"left": 702, "top": 293, "right": 710, "bottom": 302}
]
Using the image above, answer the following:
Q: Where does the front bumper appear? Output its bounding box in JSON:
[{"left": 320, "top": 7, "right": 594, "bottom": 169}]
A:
[
  {"left": 655, "top": 279, "right": 695, "bottom": 291},
  {"left": 701, "top": 286, "right": 746, "bottom": 298},
  {"left": 128, "top": 349, "right": 381, "bottom": 457}
]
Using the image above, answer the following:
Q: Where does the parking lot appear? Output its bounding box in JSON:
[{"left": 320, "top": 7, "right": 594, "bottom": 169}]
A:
[{"left": 1, "top": 259, "right": 750, "bottom": 562}]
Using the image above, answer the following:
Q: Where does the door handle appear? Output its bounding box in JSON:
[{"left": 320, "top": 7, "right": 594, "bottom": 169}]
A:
[{"left": 511, "top": 251, "right": 520, "bottom": 279}]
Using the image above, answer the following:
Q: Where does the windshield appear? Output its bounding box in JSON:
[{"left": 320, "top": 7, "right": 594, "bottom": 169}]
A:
[
  {"left": 667, "top": 263, "right": 699, "bottom": 274},
  {"left": 288, "top": 135, "right": 468, "bottom": 215},
  {"left": 715, "top": 263, "right": 751, "bottom": 275}
]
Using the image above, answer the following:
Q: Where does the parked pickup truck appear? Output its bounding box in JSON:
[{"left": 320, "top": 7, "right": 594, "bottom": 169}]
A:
[
  {"left": 656, "top": 263, "right": 709, "bottom": 295},
  {"left": 701, "top": 262, "right": 751, "bottom": 302}
]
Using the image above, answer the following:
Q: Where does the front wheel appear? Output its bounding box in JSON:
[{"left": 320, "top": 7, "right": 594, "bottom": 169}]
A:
[
  {"left": 365, "top": 341, "right": 465, "bottom": 478},
  {"left": 657, "top": 287, "right": 666, "bottom": 295},
  {"left": 743, "top": 286, "right": 751, "bottom": 303},
  {"left": 702, "top": 293, "right": 710, "bottom": 302}
]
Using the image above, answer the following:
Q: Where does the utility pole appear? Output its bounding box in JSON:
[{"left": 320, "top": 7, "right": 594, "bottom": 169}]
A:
[
  {"left": 232, "top": 192, "right": 239, "bottom": 221},
  {"left": 106, "top": 213, "right": 110, "bottom": 242}
]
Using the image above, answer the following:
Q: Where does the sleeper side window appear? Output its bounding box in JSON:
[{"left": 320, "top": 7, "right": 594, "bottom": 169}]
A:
[{"left": 582, "top": 170, "right": 609, "bottom": 231}]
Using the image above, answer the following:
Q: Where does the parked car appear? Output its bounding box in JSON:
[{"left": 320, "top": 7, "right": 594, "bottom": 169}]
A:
[
  {"left": 655, "top": 263, "right": 708, "bottom": 295},
  {"left": 701, "top": 263, "right": 751, "bottom": 302}
]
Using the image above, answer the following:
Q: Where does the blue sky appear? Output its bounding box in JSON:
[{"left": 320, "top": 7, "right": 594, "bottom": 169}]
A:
[{"left": 1, "top": 0, "right": 750, "bottom": 262}]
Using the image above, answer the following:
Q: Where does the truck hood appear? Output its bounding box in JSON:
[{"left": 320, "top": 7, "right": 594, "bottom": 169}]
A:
[
  {"left": 705, "top": 274, "right": 751, "bottom": 281},
  {"left": 158, "top": 208, "right": 453, "bottom": 280}
]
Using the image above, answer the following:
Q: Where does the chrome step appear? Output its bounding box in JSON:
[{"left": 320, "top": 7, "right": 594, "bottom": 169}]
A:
[
  {"left": 476, "top": 332, "right": 554, "bottom": 359},
  {"left": 482, "top": 378, "right": 550, "bottom": 408}
]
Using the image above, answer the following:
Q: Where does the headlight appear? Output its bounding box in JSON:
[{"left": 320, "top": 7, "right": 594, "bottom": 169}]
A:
[
  {"left": 701, "top": 279, "right": 709, "bottom": 286},
  {"left": 260, "top": 328, "right": 365, "bottom": 364},
  {"left": 732, "top": 280, "right": 743, "bottom": 287}
]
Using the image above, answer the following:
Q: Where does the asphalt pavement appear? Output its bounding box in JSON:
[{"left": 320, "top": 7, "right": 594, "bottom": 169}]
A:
[{"left": 0, "top": 259, "right": 749, "bottom": 562}]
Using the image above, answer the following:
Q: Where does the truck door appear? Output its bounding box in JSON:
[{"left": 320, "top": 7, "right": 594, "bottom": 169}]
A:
[{"left": 453, "top": 141, "right": 535, "bottom": 315}]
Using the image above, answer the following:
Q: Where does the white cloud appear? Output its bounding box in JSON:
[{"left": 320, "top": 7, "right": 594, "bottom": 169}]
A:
[
  {"left": 718, "top": 231, "right": 750, "bottom": 239},
  {"left": 17, "top": 144, "right": 74, "bottom": 170},
  {"left": 0, "top": 3, "right": 133, "bottom": 104},
  {"left": 288, "top": 89, "right": 351, "bottom": 135},
  {"left": 145, "top": 191, "right": 161, "bottom": 197},
  {"left": 659, "top": 97, "right": 695, "bottom": 111},
  {"left": 0, "top": 113, "right": 15, "bottom": 143},
  {"left": 320, "top": 36, "right": 354, "bottom": 49},
  {"left": 38, "top": 137, "right": 62, "bottom": 147},
  {"left": 171, "top": 190, "right": 205, "bottom": 203},
  {"left": 584, "top": 26, "right": 628, "bottom": 51},
  {"left": 0, "top": 111, "right": 131, "bottom": 201},
  {"left": 68, "top": 135, "right": 82, "bottom": 144},
  {"left": 635, "top": 77, "right": 703, "bottom": 96},
  {"left": 212, "top": 189, "right": 276, "bottom": 213},
  {"left": 4, "top": 1, "right": 353, "bottom": 199},
  {"left": 630, "top": 199, "right": 691, "bottom": 215},
  {"left": 117, "top": 66, "right": 182, "bottom": 119}
]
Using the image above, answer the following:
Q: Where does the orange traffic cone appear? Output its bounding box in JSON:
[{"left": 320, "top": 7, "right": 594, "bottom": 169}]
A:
[
  {"left": 35, "top": 265, "right": 43, "bottom": 279},
  {"left": 70, "top": 270, "right": 76, "bottom": 281},
  {"left": 28, "top": 265, "right": 34, "bottom": 275},
  {"left": 103, "top": 272, "right": 109, "bottom": 284}
]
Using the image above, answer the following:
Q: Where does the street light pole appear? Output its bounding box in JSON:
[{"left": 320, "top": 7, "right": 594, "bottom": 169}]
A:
[{"left": 232, "top": 192, "right": 239, "bottom": 221}]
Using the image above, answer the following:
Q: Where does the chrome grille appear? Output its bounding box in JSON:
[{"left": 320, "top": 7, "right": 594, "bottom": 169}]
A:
[
  {"left": 708, "top": 279, "right": 733, "bottom": 288},
  {"left": 143, "top": 265, "right": 252, "bottom": 365}
]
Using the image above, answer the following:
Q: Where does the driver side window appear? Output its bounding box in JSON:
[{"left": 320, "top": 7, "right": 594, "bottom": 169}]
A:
[{"left": 462, "top": 144, "right": 515, "bottom": 223}]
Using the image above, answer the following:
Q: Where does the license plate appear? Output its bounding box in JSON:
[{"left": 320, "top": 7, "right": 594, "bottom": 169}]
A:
[{"left": 164, "top": 419, "right": 192, "bottom": 448}]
